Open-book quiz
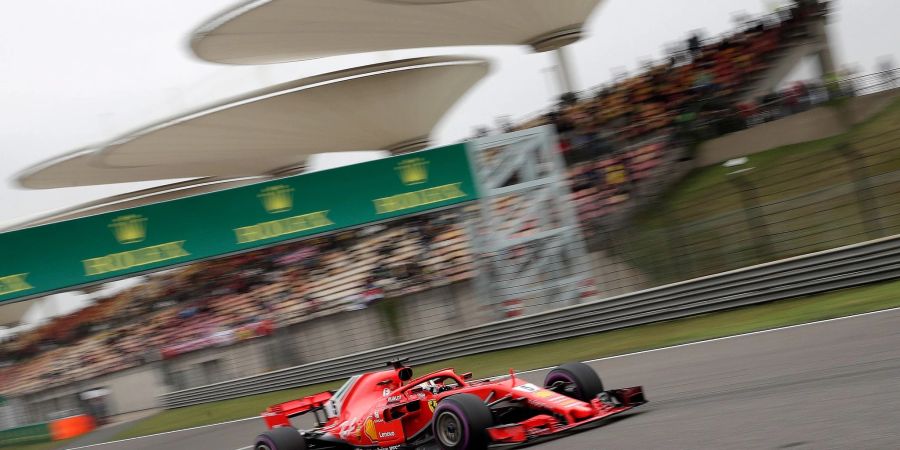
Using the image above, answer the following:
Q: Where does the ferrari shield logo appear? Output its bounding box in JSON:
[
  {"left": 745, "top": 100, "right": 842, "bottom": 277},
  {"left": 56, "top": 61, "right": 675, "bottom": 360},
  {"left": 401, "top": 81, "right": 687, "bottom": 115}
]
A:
[
  {"left": 363, "top": 417, "right": 377, "bottom": 441},
  {"left": 427, "top": 399, "right": 438, "bottom": 412}
]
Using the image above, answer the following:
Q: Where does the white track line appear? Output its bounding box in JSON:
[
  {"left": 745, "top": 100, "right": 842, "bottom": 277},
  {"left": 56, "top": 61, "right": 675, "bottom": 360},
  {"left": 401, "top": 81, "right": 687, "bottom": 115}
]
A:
[
  {"left": 64, "top": 416, "right": 260, "bottom": 450},
  {"left": 70, "top": 305, "right": 900, "bottom": 449},
  {"left": 516, "top": 305, "right": 900, "bottom": 375}
]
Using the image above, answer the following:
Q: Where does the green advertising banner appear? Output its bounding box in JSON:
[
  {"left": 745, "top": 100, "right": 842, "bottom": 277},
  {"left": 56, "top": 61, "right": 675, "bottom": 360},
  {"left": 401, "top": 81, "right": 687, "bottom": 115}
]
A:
[{"left": 0, "top": 143, "right": 477, "bottom": 304}]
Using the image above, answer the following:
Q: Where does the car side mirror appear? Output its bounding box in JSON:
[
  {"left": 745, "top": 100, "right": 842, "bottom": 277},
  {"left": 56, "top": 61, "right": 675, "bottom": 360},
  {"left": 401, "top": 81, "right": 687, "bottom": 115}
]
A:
[{"left": 461, "top": 372, "right": 473, "bottom": 380}]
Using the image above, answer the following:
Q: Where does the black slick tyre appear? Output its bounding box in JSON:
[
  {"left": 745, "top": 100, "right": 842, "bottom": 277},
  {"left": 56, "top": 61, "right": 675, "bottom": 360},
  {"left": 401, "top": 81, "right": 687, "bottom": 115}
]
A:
[
  {"left": 254, "top": 426, "right": 306, "bottom": 450},
  {"left": 431, "top": 393, "right": 493, "bottom": 450},
  {"left": 543, "top": 362, "right": 604, "bottom": 402}
]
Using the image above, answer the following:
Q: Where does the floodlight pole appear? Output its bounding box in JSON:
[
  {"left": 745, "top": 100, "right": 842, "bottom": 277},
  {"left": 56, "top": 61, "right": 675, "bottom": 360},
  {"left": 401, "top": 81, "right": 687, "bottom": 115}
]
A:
[
  {"left": 725, "top": 166, "right": 774, "bottom": 262},
  {"left": 834, "top": 143, "right": 885, "bottom": 239}
]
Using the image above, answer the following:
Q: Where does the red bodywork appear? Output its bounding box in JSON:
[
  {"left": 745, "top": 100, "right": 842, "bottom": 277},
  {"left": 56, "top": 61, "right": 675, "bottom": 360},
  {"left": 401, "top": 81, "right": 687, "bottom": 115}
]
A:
[{"left": 262, "top": 366, "right": 645, "bottom": 448}]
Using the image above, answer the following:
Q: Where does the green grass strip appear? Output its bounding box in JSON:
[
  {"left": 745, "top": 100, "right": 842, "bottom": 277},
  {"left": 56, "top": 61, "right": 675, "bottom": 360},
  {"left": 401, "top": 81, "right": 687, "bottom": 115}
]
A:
[{"left": 2, "top": 439, "right": 73, "bottom": 450}]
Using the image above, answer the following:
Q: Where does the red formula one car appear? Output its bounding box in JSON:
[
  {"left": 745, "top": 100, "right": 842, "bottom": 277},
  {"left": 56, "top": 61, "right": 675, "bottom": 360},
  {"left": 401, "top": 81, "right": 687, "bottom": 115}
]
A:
[{"left": 253, "top": 360, "right": 645, "bottom": 449}]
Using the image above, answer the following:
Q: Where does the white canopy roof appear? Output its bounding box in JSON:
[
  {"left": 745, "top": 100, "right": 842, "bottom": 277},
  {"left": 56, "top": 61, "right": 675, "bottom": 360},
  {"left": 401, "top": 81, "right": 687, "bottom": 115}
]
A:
[
  {"left": 191, "top": 0, "right": 604, "bottom": 64},
  {"left": 17, "top": 56, "right": 489, "bottom": 189}
]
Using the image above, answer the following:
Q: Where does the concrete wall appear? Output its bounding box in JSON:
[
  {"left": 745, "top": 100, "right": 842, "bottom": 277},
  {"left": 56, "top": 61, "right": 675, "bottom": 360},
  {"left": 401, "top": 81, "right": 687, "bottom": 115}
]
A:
[
  {"left": 162, "top": 338, "right": 271, "bottom": 389},
  {"left": 97, "top": 365, "right": 167, "bottom": 415},
  {"left": 12, "top": 363, "right": 165, "bottom": 425},
  {"left": 398, "top": 282, "right": 482, "bottom": 340},
  {"left": 698, "top": 89, "right": 900, "bottom": 167},
  {"left": 7, "top": 266, "right": 620, "bottom": 419},
  {"left": 287, "top": 306, "right": 393, "bottom": 366},
  {"left": 156, "top": 281, "right": 483, "bottom": 391},
  {"left": 284, "top": 282, "right": 481, "bottom": 365},
  {"left": 5, "top": 279, "right": 527, "bottom": 417},
  {"left": 0, "top": 397, "right": 27, "bottom": 429}
]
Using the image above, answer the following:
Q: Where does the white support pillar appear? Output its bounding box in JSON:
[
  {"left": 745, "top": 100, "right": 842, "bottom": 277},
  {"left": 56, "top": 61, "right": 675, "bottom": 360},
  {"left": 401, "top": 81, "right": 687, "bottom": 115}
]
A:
[
  {"left": 554, "top": 47, "right": 576, "bottom": 94},
  {"left": 810, "top": 17, "right": 836, "bottom": 76}
]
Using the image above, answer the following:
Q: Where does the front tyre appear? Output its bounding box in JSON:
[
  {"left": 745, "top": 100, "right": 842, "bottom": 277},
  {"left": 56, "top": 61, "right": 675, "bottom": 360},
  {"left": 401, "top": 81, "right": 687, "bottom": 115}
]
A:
[
  {"left": 432, "top": 393, "right": 493, "bottom": 450},
  {"left": 544, "top": 362, "right": 604, "bottom": 402},
  {"left": 254, "top": 426, "right": 306, "bottom": 450}
]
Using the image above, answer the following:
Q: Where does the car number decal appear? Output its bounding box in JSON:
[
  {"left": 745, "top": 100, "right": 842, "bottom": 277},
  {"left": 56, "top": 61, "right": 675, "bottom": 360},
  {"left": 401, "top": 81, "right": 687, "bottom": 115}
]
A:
[{"left": 513, "top": 383, "right": 541, "bottom": 393}]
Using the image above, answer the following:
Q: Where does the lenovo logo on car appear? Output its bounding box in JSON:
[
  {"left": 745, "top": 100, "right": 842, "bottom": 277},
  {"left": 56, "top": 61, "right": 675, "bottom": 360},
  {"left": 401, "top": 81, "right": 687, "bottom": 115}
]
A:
[{"left": 380, "top": 431, "right": 396, "bottom": 438}]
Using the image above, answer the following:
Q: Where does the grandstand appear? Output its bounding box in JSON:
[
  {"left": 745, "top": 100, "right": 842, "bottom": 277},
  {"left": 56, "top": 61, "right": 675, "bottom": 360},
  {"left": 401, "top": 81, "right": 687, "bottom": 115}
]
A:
[
  {"left": 5, "top": 0, "right": 894, "bottom": 434},
  {"left": 0, "top": 209, "right": 474, "bottom": 398}
]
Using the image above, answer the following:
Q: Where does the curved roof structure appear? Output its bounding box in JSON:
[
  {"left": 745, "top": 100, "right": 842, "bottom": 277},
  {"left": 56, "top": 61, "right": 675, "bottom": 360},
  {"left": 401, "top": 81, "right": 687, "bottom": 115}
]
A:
[
  {"left": 191, "top": 0, "right": 604, "bottom": 65},
  {"left": 17, "top": 55, "right": 489, "bottom": 189}
]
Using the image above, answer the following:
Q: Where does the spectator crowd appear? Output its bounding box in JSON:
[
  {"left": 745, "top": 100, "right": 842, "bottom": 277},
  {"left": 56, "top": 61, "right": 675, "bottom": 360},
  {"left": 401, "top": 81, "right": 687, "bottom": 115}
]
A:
[
  {"left": 3, "top": 0, "right": 869, "bottom": 399},
  {"left": 509, "top": 0, "right": 829, "bottom": 152},
  {"left": 0, "top": 211, "right": 474, "bottom": 396}
]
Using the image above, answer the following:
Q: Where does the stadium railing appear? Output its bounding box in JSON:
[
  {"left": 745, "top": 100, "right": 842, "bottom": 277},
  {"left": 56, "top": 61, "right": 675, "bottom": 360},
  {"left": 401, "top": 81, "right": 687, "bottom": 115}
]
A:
[{"left": 159, "top": 233, "right": 900, "bottom": 408}]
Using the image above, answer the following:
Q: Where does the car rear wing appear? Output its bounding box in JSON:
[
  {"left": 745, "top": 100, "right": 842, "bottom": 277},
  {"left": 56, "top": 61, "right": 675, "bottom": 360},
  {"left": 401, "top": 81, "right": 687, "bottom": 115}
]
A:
[{"left": 262, "top": 391, "right": 333, "bottom": 429}]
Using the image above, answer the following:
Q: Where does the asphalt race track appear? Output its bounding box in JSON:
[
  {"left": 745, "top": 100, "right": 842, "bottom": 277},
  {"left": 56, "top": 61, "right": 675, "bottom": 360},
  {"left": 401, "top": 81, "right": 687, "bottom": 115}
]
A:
[{"left": 68, "top": 308, "right": 900, "bottom": 450}]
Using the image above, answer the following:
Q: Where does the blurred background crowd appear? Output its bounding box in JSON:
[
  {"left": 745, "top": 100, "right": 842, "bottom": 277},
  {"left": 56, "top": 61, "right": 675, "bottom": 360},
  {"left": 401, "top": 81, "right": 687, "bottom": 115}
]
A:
[{"left": 2, "top": 0, "right": 898, "bottom": 405}]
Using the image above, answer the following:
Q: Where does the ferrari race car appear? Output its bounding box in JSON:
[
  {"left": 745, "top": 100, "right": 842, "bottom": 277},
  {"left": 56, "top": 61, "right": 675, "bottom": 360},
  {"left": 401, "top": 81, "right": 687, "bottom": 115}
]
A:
[{"left": 253, "top": 360, "right": 646, "bottom": 449}]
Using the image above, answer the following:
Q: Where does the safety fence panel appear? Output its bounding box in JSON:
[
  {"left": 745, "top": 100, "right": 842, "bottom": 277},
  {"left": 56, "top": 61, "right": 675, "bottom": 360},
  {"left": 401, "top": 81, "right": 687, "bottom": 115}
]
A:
[{"left": 159, "top": 234, "right": 900, "bottom": 408}]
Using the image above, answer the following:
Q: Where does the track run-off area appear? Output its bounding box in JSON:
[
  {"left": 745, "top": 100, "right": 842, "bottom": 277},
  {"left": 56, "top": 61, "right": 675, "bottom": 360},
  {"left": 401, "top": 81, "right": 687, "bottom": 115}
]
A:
[{"left": 65, "top": 307, "right": 900, "bottom": 450}]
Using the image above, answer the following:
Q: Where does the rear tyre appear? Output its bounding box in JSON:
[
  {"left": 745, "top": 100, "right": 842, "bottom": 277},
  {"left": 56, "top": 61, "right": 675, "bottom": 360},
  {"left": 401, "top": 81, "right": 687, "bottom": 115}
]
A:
[
  {"left": 254, "top": 426, "right": 306, "bottom": 450},
  {"left": 432, "top": 393, "right": 493, "bottom": 450},
  {"left": 544, "top": 362, "right": 604, "bottom": 402}
]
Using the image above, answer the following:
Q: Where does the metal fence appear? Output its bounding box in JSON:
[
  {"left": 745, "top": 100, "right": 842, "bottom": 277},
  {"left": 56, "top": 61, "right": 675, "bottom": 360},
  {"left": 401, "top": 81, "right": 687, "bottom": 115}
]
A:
[
  {"left": 160, "top": 234, "right": 900, "bottom": 408},
  {"left": 592, "top": 122, "right": 900, "bottom": 288},
  {"left": 158, "top": 111, "right": 900, "bottom": 406},
  {"left": 849, "top": 69, "right": 900, "bottom": 97},
  {"left": 4, "top": 94, "right": 900, "bottom": 426}
]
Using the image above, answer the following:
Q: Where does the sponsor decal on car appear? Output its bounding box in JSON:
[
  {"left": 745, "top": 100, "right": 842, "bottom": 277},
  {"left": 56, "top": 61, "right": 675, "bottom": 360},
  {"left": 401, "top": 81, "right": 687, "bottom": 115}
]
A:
[
  {"left": 363, "top": 418, "right": 378, "bottom": 441},
  {"left": 339, "top": 417, "right": 361, "bottom": 440},
  {"left": 379, "top": 431, "right": 396, "bottom": 438},
  {"left": 513, "top": 383, "right": 542, "bottom": 393},
  {"left": 428, "top": 399, "right": 438, "bottom": 412},
  {"left": 383, "top": 388, "right": 391, "bottom": 397},
  {"left": 387, "top": 395, "right": 403, "bottom": 403}
]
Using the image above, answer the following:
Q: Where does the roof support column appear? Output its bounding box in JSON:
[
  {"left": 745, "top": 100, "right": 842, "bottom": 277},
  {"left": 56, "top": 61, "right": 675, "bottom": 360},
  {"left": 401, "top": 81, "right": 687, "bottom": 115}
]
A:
[
  {"left": 811, "top": 19, "right": 836, "bottom": 77},
  {"left": 553, "top": 46, "right": 576, "bottom": 94}
]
